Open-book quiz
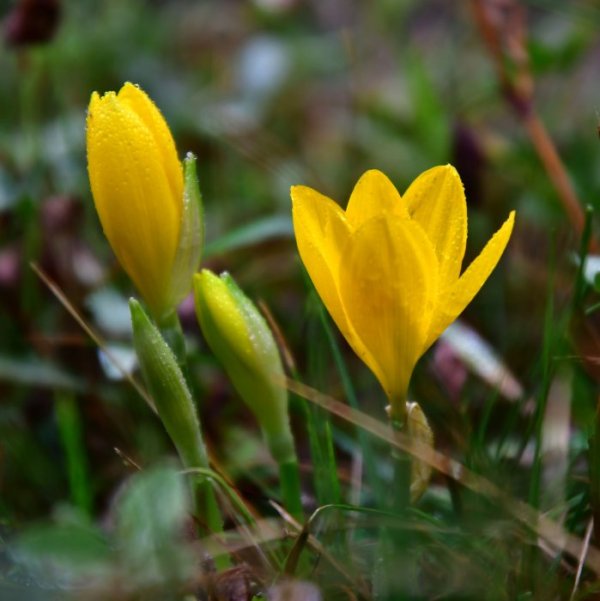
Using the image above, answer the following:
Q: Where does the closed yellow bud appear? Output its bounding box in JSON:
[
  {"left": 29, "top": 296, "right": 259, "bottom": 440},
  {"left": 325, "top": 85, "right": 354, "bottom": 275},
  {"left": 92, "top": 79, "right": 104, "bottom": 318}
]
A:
[{"left": 87, "top": 82, "right": 202, "bottom": 318}]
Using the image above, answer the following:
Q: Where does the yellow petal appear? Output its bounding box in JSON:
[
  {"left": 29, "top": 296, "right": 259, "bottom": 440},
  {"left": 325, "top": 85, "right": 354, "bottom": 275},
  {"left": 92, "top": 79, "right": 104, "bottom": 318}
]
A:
[
  {"left": 404, "top": 165, "right": 467, "bottom": 288},
  {"left": 291, "top": 185, "right": 366, "bottom": 349},
  {"left": 338, "top": 215, "right": 439, "bottom": 402},
  {"left": 117, "top": 82, "right": 183, "bottom": 210},
  {"left": 345, "top": 169, "right": 409, "bottom": 229},
  {"left": 87, "top": 90, "right": 181, "bottom": 315},
  {"left": 424, "top": 210, "right": 516, "bottom": 350}
]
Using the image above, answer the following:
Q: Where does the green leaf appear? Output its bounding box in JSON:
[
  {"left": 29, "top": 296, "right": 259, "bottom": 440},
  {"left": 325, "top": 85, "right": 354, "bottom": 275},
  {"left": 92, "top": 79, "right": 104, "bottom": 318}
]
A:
[
  {"left": 115, "top": 464, "right": 194, "bottom": 587},
  {"left": 0, "top": 355, "right": 84, "bottom": 391},
  {"left": 13, "top": 520, "right": 110, "bottom": 587},
  {"left": 204, "top": 215, "right": 292, "bottom": 258}
]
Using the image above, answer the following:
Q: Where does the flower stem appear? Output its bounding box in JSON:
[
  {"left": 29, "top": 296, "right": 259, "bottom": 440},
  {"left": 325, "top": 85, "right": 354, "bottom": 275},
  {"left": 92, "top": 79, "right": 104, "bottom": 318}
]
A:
[
  {"left": 267, "top": 430, "right": 303, "bottom": 521},
  {"left": 176, "top": 430, "right": 224, "bottom": 540},
  {"left": 279, "top": 459, "right": 303, "bottom": 522},
  {"left": 158, "top": 309, "right": 190, "bottom": 381},
  {"left": 389, "top": 400, "right": 410, "bottom": 513}
]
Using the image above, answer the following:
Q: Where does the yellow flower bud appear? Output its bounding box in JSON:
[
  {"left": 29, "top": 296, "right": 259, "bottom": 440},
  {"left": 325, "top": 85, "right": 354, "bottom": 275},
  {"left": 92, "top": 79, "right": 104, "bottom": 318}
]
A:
[
  {"left": 193, "top": 270, "right": 295, "bottom": 463},
  {"left": 87, "top": 82, "right": 202, "bottom": 318},
  {"left": 292, "top": 166, "right": 515, "bottom": 420}
]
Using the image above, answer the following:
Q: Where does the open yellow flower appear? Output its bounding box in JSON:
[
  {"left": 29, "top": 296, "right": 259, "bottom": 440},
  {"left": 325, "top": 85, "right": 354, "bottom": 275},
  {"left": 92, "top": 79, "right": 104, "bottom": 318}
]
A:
[
  {"left": 292, "top": 166, "right": 515, "bottom": 420},
  {"left": 87, "top": 82, "right": 202, "bottom": 319}
]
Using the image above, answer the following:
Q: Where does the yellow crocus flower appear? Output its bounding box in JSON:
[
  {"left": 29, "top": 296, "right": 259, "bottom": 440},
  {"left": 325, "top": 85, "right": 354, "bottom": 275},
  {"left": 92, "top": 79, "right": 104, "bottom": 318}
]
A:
[
  {"left": 87, "top": 82, "right": 193, "bottom": 318},
  {"left": 292, "top": 166, "right": 515, "bottom": 421}
]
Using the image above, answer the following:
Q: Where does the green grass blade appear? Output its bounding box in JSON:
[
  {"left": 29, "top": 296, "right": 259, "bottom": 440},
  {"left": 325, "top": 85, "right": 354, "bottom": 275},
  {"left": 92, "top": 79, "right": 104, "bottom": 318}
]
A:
[
  {"left": 303, "top": 293, "right": 341, "bottom": 507},
  {"left": 54, "top": 391, "right": 93, "bottom": 516},
  {"left": 316, "top": 300, "right": 384, "bottom": 506}
]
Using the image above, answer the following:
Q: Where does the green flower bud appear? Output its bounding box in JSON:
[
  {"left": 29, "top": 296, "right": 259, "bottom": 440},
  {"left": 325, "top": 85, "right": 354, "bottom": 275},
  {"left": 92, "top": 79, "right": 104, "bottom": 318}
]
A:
[
  {"left": 130, "top": 298, "right": 224, "bottom": 535},
  {"left": 129, "top": 298, "right": 208, "bottom": 471},
  {"left": 194, "top": 270, "right": 295, "bottom": 464}
]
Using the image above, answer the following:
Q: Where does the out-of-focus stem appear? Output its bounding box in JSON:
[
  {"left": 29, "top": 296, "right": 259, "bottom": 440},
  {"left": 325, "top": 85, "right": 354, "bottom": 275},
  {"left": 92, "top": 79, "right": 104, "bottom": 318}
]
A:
[
  {"left": 470, "top": 0, "right": 589, "bottom": 246},
  {"left": 279, "top": 459, "right": 303, "bottom": 522},
  {"left": 522, "top": 112, "right": 584, "bottom": 236},
  {"left": 158, "top": 309, "right": 190, "bottom": 380}
]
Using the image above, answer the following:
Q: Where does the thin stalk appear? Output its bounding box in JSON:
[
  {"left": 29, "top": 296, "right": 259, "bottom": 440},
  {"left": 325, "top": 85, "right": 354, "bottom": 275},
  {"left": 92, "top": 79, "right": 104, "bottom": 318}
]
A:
[
  {"left": 185, "top": 467, "right": 283, "bottom": 572},
  {"left": 183, "top": 467, "right": 256, "bottom": 526},
  {"left": 267, "top": 429, "right": 304, "bottom": 522},
  {"left": 279, "top": 459, "right": 303, "bottom": 522},
  {"left": 524, "top": 236, "right": 557, "bottom": 590},
  {"left": 303, "top": 298, "right": 341, "bottom": 506},
  {"left": 54, "top": 391, "right": 93, "bottom": 516},
  {"left": 389, "top": 403, "right": 411, "bottom": 513},
  {"left": 178, "top": 439, "right": 224, "bottom": 544},
  {"left": 528, "top": 278, "right": 555, "bottom": 511},
  {"left": 158, "top": 309, "right": 190, "bottom": 381}
]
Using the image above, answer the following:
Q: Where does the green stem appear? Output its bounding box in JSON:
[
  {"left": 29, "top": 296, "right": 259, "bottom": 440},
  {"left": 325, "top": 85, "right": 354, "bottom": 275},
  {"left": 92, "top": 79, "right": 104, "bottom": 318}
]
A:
[
  {"left": 267, "top": 430, "right": 304, "bottom": 522},
  {"left": 279, "top": 459, "right": 303, "bottom": 522},
  {"left": 176, "top": 433, "right": 224, "bottom": 542},
  {"left": 194, "top": 479, "right": 225, "bottom": 546},
  {"left": 529, "top": 236, "right": 558, "bottom": 512},
  {"left": 389, "top": 402, "right": 410, "bottom": 513},
  {"left": 54, "top": 391, "right": 93, "bottom": 516},
  {"left": 184, "top": 467, "right": 256, "bottom": 526},
  {"left": 158, "top": 309, "right": 190, "bottom": 381},
  {"left": 375, "top": 404, "right": 412, "bottom": 596}
]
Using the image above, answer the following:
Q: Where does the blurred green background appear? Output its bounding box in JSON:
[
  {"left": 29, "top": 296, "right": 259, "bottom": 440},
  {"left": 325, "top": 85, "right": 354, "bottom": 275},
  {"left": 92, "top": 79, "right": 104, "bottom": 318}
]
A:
[{"left": 2, "top": 0, "right": 600, "bottom": 596}]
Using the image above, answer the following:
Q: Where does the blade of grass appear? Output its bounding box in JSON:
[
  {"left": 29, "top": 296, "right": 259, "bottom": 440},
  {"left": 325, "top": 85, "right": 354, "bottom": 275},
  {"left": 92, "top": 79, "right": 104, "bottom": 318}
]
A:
[
  {"left": 203, "top": 215, "right": 293, "bottom": 259},
  {"left": 570, "top": 519, "right": 594, "bottom": 601},
  {"left": 305, "top": 294, "right": 341, "bottom": 507},
  {"left": 256, "top": 300, "right": 305, "bottom": 522},
  {"left": 182, "top": 467, "right": 256, "bottom": 526},
  {"left": 54, "top": 391, "right": 93, "bottom": 516},
  {"left": 315, "top": 295, "right": 384, "bottom": 506},
  {"left": 529, "top": 240, "right": 557, "bottom": 511}
]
